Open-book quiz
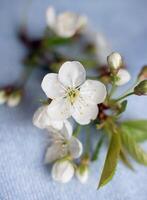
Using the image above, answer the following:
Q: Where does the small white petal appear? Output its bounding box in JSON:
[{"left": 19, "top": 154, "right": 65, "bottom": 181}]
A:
[
  {"left": 69, "top": 137, "right": 83, "bottom": 158},
  {"left": 33, "top": 106, "right": 64, "bottom": 130},
  {"left": 41, "top": 73, "right": 65, "bottom": 99},
  {"left": 116, "top": 69, "right": 131, "bottom": 86},
  {"left": 45, "top": 144, "right": 66, "bottom": 164},
  {"left": 72, "top": 100, "right": 99, "bottom": 125},
  {"left": 58, "top": 61, "right": 86, "bottom": 87},
  {"left": 47, "top": 98, "right": 71, "bottom": 121},
  {"left": 60, "top": 120, "right": 73, "bottom": 140},
  {"left": 33, "top": 106, "right": 50, "bottom": 129},
  {"left": 76, "top": 166, "right": 89, "bottom": 184},
  {"left": 51, "top": 160, "right": 74, "bottom": 183},
  {"left": 46, "top": 6, "right": 56, "bottom": 29},
  {"left": 80, "top": 80, "right": 107, "bottom": 104}
]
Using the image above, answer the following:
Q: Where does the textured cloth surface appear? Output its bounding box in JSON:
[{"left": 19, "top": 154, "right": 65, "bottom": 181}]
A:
[{"left": 0, "top": 0, "right": 147, "bottom": 199}]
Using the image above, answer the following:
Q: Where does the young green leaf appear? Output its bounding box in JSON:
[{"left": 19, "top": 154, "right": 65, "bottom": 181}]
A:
[
  {"left": 120, "top": 149, "right": 134, "bottom": 171},
  {"left": 98, "top": 131, "right": 121, "bottom": 188},
  {"left": 91, "top": 135, "right": 104, "bottom": 161},
  {"left": 121, "top": 131, "right": 147, "bottom": 165},
  {"left": 120, "top": 120, "right": 147, "bottom": 142}
]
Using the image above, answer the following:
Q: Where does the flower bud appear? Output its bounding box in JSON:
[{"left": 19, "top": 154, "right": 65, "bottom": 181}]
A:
[
  {"left": 115, "top": 69, "right": 131, "bottom": 86},
  {"left": 138, "top": 66, "right": 147, "bottom": 81},
  {"left": 51, "top": 160, "right": 74, "bottom": 183},
  {"left": 7, "top": 90, "right": 22, "bottom": 107},
  {"left": 76, "top": 164, "right": 89, "bottom": 184},
  {"left": 0, "top": 90, "right": 7, "bottom": 105},
  {"left": 134, "top": 80, "right": 147, "bottom": 96},
  {"left": 107, "top": 52, "right": 122, "bottom": 69}
]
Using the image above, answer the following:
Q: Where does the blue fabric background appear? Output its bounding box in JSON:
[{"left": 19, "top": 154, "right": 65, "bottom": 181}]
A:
[{"left": 0, "top": 0, "right": 147, "bottom": 199}]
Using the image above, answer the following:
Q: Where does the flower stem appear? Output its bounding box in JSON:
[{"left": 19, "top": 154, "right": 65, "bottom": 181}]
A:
[
  {"left": 114, "top": 92, "right": 134, "bottom": 102},
  {"left": 108, "top": 83, "right": 117, "bottom": 100},
  {"left": 91, "top": 134, "right": 104, "bottom": 161},
  {"left": 73, "top": 124, "right": 81, "bottom": 137},
  {"left": 85, "top": 126, "right": 91, "bottom": 155}
]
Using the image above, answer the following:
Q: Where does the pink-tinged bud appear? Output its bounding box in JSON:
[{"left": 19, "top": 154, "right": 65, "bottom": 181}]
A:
[{"left": 138, "top": 65, "right": 147, "bottom": 81}]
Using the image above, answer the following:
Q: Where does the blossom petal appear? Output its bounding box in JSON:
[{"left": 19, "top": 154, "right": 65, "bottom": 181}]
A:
[
  {"left": 60, "top": 120, "right": 73, "bottom": 140},
  {"left": 80, "top": 80, "right": 107, "bottom": 104},
  {"left": 72, "top": 99, "right": 99, "bottom": 125},
  {"left": 33, "top": 106, "right": 64, "bottom": 130},
  {"left": 47, "top": 98, "right": 71, "bottom": 120},
  {"left": 33, "top": 106, "right": 51, "bottom": 129},
  {"left": 41, "top": 73, "right": 65, "bottom": 99},
  {"left": 45, "top": 144, "right": 66, "bottom": 164},
  {"left": 69, "top": 137, "right": 83, "bottom": 158},
  {"left": 58, "top": 61, "right": 86, "bottom": 87},
  {"left": 116, "top": 69, "right": 131, "bottom": 86},
  {"left": 46, "top": 6, "right": 56, "bottom": 29}
]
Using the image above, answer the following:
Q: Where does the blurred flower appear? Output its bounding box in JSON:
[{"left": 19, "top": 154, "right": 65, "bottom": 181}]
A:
[
  {"left": 95, "top": 33, "right": 112, "bottom": 65},
  {"left": 46, "top": 6, "right": 87, "bottom": 38},
  {"left": 33, "top": 105, "right": 65, "bottom": 130},
  {"left": 41, "top": 61, "right": 107, "bottom": 124},
  {"left": 134, "top": 80, "right": 147, "bottom": 95},
  {"left": 45, "top": 120, "right": 83, "bottom": 164},
  {"left": 115, "top": 69, "right": 131, "bottom": 86},
  {"left": 51, "top": 160, "right": 74, "bottom": 183},
  {"left": 138, "top": 65, "right": 147, "bottom": 81},
  {"left": 107, "top": 52, "right": 122, "bottom": 69},
  {"left": 76, "top": 164, "right": 89, "bottom": 184},
  {"left": 7, "top": 90, "right": 22, "bottom": 107},
  {"left": 0, "top": 90, "right": 7, "bottom": 105},
  {"left": 0, "top": 87, "right": 22, "bottom": 107}
]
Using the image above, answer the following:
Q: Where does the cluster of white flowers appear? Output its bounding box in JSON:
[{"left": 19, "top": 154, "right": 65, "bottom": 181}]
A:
[
  {"left": 46, "top": 6, "right": 87, "bottom": 38},
  {"left": 33, "top": 61, "right": 107, "bottom": 183},
  {"left": 32, "top": 6, "right": 132, "bottom": 184}
]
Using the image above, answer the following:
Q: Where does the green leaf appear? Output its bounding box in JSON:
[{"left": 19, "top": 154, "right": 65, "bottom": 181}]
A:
[
  {"left": 121, "top": 131, "right": 147, "bottom": 165},
  {"left": 44, "top": 36, "right": 71, "bottom": 47},
  {"left": 120, "top": 120, "right": 147, "bottom": 142},
  {"left": 91, "top": 135, "right": 104, "bottom": 161},
  {"left": 98, "top": 131, "right": 121, "bottom": 188},
  {"left": 120, "top": 149, "right": 134, "bottom": 170}
]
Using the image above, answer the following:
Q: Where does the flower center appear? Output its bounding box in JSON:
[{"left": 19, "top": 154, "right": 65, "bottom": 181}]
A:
[{"left": 66, "top": 88, "right": 79, "bottom": 105}]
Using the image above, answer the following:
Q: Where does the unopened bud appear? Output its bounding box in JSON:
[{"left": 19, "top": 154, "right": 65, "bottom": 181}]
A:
[
  {"left": 7, "top": 90, "right": 22, "bottom": 107},
  {"left": 0, "top": 90, "right": 7, "bottom": 105},
  {"left": 107, "top": 52, "right": 122, "bottom": 69},
  {"left": 138, "top": 66, "right": 147, "bottom": 81},
  {"left": 51, "top": 160, "right": 74, "bottom": 183},
  {"left": 76, "top": 164, "right": 89, "bottom": 184},
  {"left": 134, "top": 80, "right": 147, "bottom": 96}
]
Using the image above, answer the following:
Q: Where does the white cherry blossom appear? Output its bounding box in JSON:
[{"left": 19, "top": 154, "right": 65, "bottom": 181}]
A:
[
  {"left": 115, "top": 69, "right": 131, "bottom": 86},
  {"left": 46, "top": 6, "right": 87, "bottom": 38},
  {"left": 45, "top": 120, "right": 83, "bottom": 164},
  {"left": 51, "top": 160, "right": 74, "bottom": 183},
  {"left": 41, "top": 61, "right": 107, "bottom": 125}
]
